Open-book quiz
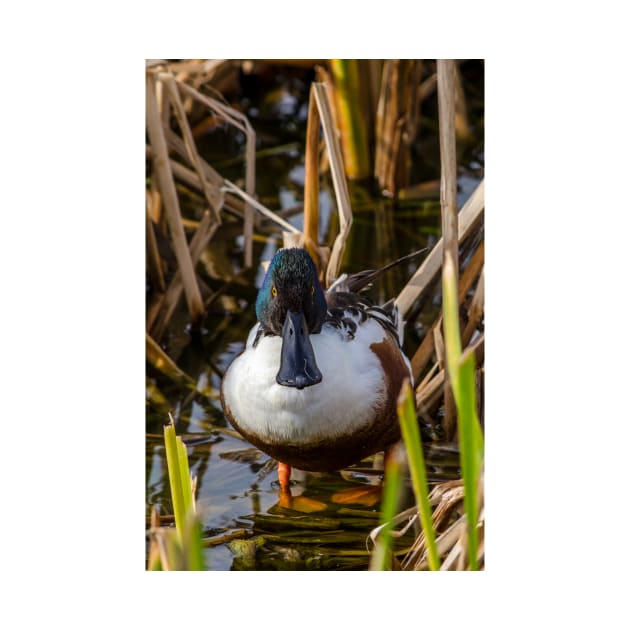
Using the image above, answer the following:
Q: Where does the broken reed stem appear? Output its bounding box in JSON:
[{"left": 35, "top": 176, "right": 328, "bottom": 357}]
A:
[
  {"left": 439, "top": 64, "right": 459, "bottom": 442},
  {"left": 311, "top": 82, "right": 353, "bottom": 287},
  {"left": 303, "top": 85, "right": 321, "bottom": 266},
  {"left": 150, "top": 210, "right": 219, "bottom": 340},
  {"left": 160, "top": 74, "right": 223, "bottom": 225},
  {"left": 394, "top": 180, "right": 484, "bottom": 319},
  {"left": 410, "top": 239, "right": 484, "bottom": 383},
  {"left": 462, "top": 267, "right": 484, "bottom": 346},
  {"left": 146, "top": 333, "right": 194, "bottom": 384},
  {"left": 374, "top": 60, "right": 421, "bottom": 195},
  {"left": 453, "top": 63, "right": 472, "bottom": 143},
  {"left": 437, "top": 59, "right": 459, "bottom": 281},
  {"left": 222, "top": 180, "right": 301, "bottom": 235},
  {"left": 146, "top": 74, "right": 204, "bottom": 323},
  {"left": 172, "top": 77, "right": 256, "bottom": 268},
  {"left": 146, "top": 204, "right": 166, "bottom": 293}
]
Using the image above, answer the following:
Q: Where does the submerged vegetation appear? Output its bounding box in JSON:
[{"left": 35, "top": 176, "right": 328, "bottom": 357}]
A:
[{"left": 146, "top": 59, "right": 484, "bottom": 570}]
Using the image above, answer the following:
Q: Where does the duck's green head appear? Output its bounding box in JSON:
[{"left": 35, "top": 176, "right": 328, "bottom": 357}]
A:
[{"left": 255, "top": 248, "right": 327, "bottom": 389}]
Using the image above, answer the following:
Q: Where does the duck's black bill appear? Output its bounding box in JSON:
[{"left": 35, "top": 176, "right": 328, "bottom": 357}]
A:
[{"left": 276, "top": 310, "right": 322, "bottom": 389}]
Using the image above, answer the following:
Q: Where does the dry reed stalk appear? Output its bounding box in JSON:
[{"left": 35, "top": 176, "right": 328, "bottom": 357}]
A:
[
  {"left": 400, "top": 480, "right": 468, "bottom": 570},
  {"left": 312, "top": 82, "right": 354, "bottom": 287},
  {"left": 222, "top": 180, "right": 301, "bottom": 235},
  {"left": 366, "top": 60, "right": 383, "bottom": 134},
  {"left": 303, "top": 85, "right": 321, "bottom": 266},
  {"left": 146, "top": 74, "right": 204, "bottom": 323},
  {"left": 395, "top": 179, "right": 484, "bottom": 319},
  {"left": 148, "top": 140, "right": 248, "bottom": 220},
  {"left": 258, "top": 59, "right": 326, "bottom": 68},
  {"left": 458, "top": 239, "right": 485, "bottom": 302},
  {"left": 164, "top": 128, "right": 225, "bottom": 190},
  {"left": 150, "top": 210, "right": 219, "bottom": 340},
  {"left": 432, "top": 324, "right": 446, "bottom": 370},
  {"left": 399, "top": 61, "right": 423, "bottom": 189},
  {"left": 172, "top": 79, "right": 256, "bottom": 268},
  {"left": 374, "top": 60, "right": 398, "bottom": 193},
  {"left": 148, "top": 178, "right": 162, "bottom": 225},
  {"left": 146, "top": 59, "right": 167, "bottom": 69},
  {"left": 329, "top": 60, "right": 371, "bottom": 180},
  {"left": 437, "top": 59, "right": 459, "bottom": 278},
  {"left": 462, "top": 267, "right": 484, "bottom": 345},
  {"left": 374, "top": 60, "right": 422, "bottom": 195},
  {"left": 146, "top": 203, "right": 166, "bottom": 293},
  {"left": 146, "top": 332, "right": 194, "bottom": 384},
  {"left": 416, "top": 369, "right": 445, "bottom": 411},
  {"left": 159, "top": 74, "right": 223, "bottom": 225},
  {"left": 418, "top": 72, "right": 437, "bottom": 102},
  {"left": 146, "top": 143, "right": 249, "bottom": 225},
  {"left": 453, "top": 62, "right": 472, "bottom": 143},
  {"left": 416, "top": 336, "right": 484, "bottom": 422},
  {"left": 439, "top": 67, "right": 472, "bottom": 442},
  {"left": 146, "top": 293, "right": 165, "bottom": 330},
  {"left": 442, "top": 375, "right": 457, "bottom": 441},
  {"left": 313, "top": 65, "right": 335, "bottom": 175},
  {"left": 408, "top": 237, "right": 484, "bottom": 381},
  {"left": 417, "top": 361, "right": 439, "bottom": 391}
]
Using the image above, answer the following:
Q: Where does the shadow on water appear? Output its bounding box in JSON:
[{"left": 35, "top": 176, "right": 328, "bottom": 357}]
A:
[{"left": 146, "top": 60, "right": 484, "bottom": 570}]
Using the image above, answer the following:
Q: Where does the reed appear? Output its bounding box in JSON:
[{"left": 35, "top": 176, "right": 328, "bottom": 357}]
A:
[
  {"left": 397, "top": 380, "right": 440, "bottom": 570},
  {"left": 368, "top": 443, "right": 405, "bottom": 571},
  {"left": 146, "top": 73, "right": 204, "bottom": 323},
  {"left": 311, "top": 82, "right": 354, "bottom": 287},
  {"left": 302, "top": 85, "right": 322, "bottom": 267},
  {"left": 145, "top": 59, "right": 485, "bottom": 571},
  {"left": 147, "top": 416, "right": 205, "bottom": 570},
  {"left": 173, "top": 78, "right": 256, "bottom": 267},
  {"left": 330, "top": 60, "right": 371, "bottom": 180},
  {"left": 442, "top": 254, "right": 484, "bottom": 569},
  {"left": 374, "top": 60, "right": 422, "bottom": 195}
]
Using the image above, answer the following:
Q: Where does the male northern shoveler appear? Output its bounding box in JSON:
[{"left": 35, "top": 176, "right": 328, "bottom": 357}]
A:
[{"left": 220, "top": 247, "right": 415, "bottom": 489}]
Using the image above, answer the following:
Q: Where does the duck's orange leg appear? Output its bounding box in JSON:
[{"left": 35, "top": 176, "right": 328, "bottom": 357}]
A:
[{"left": 278, "top": 461, "right": 292, "bottom": 494}]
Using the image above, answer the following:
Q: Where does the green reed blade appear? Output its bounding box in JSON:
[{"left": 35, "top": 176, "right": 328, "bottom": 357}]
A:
[
  {"left": 183, "top": 511, "right": 205, "bottom": 571},
  {"left": 330, "top": 59, "right": 371, "bottom": 180},
  {"left": 397, "top": 380, "right": 441, "bottom": 570},
  {"left": 177, "top": 437, "right": 193, "bottom": 517},
  {"left": 369, "top": 443, "right": 404, "bottom": 571},
  {"left": 163, "top": 420, "right": 186, "bottom": 539},
  {"left": 442, "top": 254, "right": 484, "bottom": 570}
]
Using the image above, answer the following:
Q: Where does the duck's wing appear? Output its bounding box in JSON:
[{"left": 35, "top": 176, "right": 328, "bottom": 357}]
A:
[
  {"left": 324, "top": 248, "right": 426, "bottom": 345},
  {"left": 326, "top": 247, "right": 428, "bottom": 295},
  {"left": 325, "top": 291, "right": 403, "bottom": 346}
]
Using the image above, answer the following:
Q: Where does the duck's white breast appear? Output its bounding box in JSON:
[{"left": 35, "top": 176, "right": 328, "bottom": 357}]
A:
[{"left": 222, "top": 319, "right": 394, "bottom": 445}]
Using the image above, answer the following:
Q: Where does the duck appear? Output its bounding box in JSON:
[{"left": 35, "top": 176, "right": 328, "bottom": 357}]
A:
[{"left": 220, "top": 247, "right": 418, "bottom": 492}]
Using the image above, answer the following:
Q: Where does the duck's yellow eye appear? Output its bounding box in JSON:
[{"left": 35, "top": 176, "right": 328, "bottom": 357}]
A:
[{"left": 271, "top": 286, "right": 277, "bottom": 298}]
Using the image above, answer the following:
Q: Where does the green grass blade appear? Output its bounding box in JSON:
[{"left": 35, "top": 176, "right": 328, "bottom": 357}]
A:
[
  {"left": 458, "top": 352, "right": 484, "bottom": 569},
  {"left": 161, "top": 418, "right": 206, "bottom": 570},
  {"left": 177, "top": 437, "right": 193, "bottom": 517},
  {"left": 442, "top": 254, "right": 484, "bottom": 570},
  {"left": 183, "top": 511, "right": 206, "bottom": 571},
  {"left": 369, "top": 444, "right": 404, "bottom": 571},
  {"left": 442, "top": 253, "right": 462, "bottom": 393},
  {"left": 397, "top": 380, "right": 441, "bottom": 570},
  {"left": 163, "top": 419, "right": 186, "bottom": 539}
]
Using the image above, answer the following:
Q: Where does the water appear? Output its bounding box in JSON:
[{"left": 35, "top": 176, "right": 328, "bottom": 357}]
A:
[{"left": 146, "top": 60, "right": 484, "bottom": 570}]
